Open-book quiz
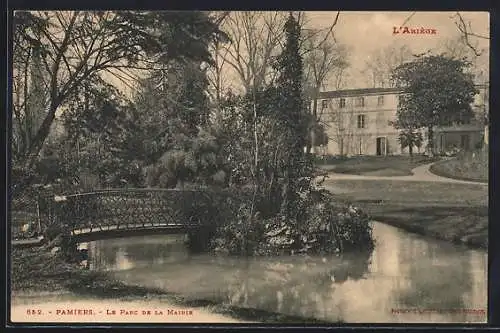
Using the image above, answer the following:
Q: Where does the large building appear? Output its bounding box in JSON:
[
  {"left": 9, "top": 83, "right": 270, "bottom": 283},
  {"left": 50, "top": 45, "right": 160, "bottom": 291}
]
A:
[{"left": 315, "top": 85, "right": 488, "bottom": 156}]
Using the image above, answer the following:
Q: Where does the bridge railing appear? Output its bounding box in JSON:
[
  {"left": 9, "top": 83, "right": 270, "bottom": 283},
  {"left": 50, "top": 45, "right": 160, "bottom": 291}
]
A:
[{"left": 38, "top": 188, "right": 237, "bottom": 236}]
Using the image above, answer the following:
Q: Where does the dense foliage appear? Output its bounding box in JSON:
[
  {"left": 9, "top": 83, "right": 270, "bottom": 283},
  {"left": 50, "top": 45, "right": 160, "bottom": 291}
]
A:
[
  {"left": 205, "top": 14, "right": 373, "bottom": 256},
  {"left": 11, "top": 11, "right": 375, "bottom": 257},
  {"left": 391, "top": 55, "right": 478, "bottom": 156},
  {"left": 211, "top": 189, "right": 374, "bottom": 256},
  {"left": 11, "top": 10, "right": 226, "bottom": 194}
]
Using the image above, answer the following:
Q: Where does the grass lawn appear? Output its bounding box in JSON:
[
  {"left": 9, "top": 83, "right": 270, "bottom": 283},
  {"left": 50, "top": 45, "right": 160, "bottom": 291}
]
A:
[
  {"left": 323, "top": 179, "right": 488, "bottom": 249},
  {"left": 430, "top": 149, "right": 488, "bottom": 183},
  {"left": 316, "top": 155, "right": 439, "bottom": 177}
]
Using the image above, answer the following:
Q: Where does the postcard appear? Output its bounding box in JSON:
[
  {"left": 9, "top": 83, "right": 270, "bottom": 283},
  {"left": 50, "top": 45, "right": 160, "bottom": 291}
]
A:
[{"left": 9, "top": 10, "right": 489, "bottom": 325}]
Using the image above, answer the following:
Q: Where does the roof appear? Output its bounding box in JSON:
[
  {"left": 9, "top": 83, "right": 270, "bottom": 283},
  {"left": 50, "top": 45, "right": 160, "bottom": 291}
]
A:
[
  {"left": 319, "top": 83, "right": 488, "bottom": 99},
  {"left": 318, "top": 87, "right": 403, "bottom": 99}
]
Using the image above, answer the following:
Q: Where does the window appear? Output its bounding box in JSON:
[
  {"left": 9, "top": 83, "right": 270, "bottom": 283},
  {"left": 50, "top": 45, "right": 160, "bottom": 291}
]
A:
[
  {"left": 377, "top": 96, "right": 384, "bottom": 106},
  {"left": 357, "top": 114, "right": 366, "bottom": 129},
  {"left": 321, "top": 99, "right": 328, "bottom": 109},
  {"left": 339, "top": 98, "right": 346, "bottom": 108},
  {"left": 355, "top": 97, "right": 365, "bottom": 107}
]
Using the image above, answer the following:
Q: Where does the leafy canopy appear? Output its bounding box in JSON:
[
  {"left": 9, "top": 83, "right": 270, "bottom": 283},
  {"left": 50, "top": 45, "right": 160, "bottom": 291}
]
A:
[{"left": 391, "top": 54, "right": 478, "bottom": 129}]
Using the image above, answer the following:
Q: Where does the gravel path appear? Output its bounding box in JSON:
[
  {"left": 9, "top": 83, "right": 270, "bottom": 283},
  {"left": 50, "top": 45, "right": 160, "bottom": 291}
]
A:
[{"left": 319, "top": 161, "right": 487, "bottom": 186}]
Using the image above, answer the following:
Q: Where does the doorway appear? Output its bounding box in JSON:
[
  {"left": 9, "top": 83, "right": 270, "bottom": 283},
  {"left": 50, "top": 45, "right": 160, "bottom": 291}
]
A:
[
  {"left": 440, "top": 134, "right": 445, "bottom": 153},
  {"left": 376, "top": 137, "right": 386, "bottom": 156}
]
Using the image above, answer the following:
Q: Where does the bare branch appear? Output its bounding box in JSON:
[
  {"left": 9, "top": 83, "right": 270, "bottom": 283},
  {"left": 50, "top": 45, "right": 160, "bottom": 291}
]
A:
[
  {"left": 104, "top": 67, "right": 139, "bottom": 92},
  {"left": 218, "top": 11, "right": 287, "bottom": 92},
  {"left": 452, "top": 12, "right": 488, "bottom": 57},
  {"left": 315, "top": 12, "right": 340, "bottom": 49},
  {"left": 401, "top": 12, "right": 416, "bottom": 27}
]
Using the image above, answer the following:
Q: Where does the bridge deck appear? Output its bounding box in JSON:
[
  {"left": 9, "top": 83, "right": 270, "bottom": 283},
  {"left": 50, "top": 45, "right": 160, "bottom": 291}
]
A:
[{"left": 71, "top": 222, "right": 196, "bottom": 236}]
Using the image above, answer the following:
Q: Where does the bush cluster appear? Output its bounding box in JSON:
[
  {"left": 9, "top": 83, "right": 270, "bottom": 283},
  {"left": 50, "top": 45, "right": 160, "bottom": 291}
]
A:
[{"left": 209, "top": 188, "right": 374, "bottom": 256}]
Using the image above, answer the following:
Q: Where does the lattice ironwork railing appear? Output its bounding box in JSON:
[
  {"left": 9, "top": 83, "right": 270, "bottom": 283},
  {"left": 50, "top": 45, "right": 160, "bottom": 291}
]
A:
[{"left": 38, "top": 188, "right": 234, "bottom": 235}]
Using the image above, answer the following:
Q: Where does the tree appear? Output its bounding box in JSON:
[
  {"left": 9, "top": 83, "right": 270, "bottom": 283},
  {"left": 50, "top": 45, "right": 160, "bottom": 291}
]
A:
[
  {"left": 397, "top": 130, "right": 423, "bottom": 156},
  {"left": 219, "top": 12, "right": 288, "bottom": 94},
  {"left": 108, "top": 57, "right": 213, "bottom": 188},
  {"left": 206, "top": 28, "right": 231, "bottom": 126},
  {"left": 12, "top": 12, "right": 52, "bottom": 165},
  {"left": 323, "top": 100, "right": 357, "bottom": 156},
  {"left": 391, "top": 55, "right": 478, "bottom": 156},
  {"left": 302, "top": 29, "right": 349, "bottom": 153},
  {"left": 203, "top": 12, "right": 231, "bottom": 125},
  {"left": 11, "top": 11, "right": 224, "bottom": 191},
  {"left": 61, "top": 77, "right": 129, "bottom": 187},
  {"left": 12, "top": 46, "right": 47, "bottom": 162},
  {"left": 363, "top": 43, "right": 414, "bottom": 88},
  {"left": 274, "top": 13, "right": 310, "bottom": 218},
  {"left": 217, "top": 11, "right": 341, "bottom": 95},
  {"left": 440, "top": 35, "right": 478, "bottom": 60},
  {"left": 451, "top": 12, "right": 489, "bottom": 57}
]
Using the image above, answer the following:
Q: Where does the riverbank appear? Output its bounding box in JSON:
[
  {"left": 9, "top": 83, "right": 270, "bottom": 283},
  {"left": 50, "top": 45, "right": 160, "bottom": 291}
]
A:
[
  {"left": 323, "top": 179, "right": 488, "bottom": 250},
  {"left": 10, "top": 246, "right": 333, "bottom": 324}
]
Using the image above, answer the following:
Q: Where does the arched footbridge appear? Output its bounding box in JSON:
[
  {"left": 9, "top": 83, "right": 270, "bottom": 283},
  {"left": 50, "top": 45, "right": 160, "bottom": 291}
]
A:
[{"left": 35, "top": 188, "right": 239, "bottom": 243}]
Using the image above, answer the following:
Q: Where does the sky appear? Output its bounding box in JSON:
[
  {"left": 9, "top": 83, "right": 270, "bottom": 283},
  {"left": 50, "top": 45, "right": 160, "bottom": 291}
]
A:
[
  {"left": 304, "top": 11, "right": 490, "bottom": 89},
  {"left": 37, "top": 11, "right": 491, "bottom": 119},
  {"left": 94, "top": 11, "right": 491, "bottom": 98}
]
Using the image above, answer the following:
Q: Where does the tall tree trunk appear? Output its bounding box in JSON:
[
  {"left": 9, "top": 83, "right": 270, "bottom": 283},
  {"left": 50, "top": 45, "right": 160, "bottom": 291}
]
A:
[
  {"left": 23, "top": 97, "right": 60, "bottom": 173},
  {"left": 281, "top": 166, "right": 290, "bottom": 217},
  {"left": 13, "top": 101, "right": 58, "bottom": 196},
  {"left": 306, "top": 97, "right": 318, "bottom": 154},
  {"left": 280, "top": 127, "right": 292, "bottom": 217},
  {"left": 23, "top": 49, "right": 31, "bottom": 155},
  {"left": 310, "top": 88, "right": 320, "bottom": 154},
  {"left": 311, "top": 119, "right": 316, "bottom": 154},
  {"left": 427, "top": 126, "right": 435, "bottom": 157}
]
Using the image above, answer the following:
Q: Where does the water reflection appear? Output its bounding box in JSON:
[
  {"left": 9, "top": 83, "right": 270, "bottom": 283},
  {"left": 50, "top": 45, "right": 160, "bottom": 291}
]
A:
[
  {"left": 89, "top": 235, "right": 189, "bottom": 270},
  {"left": 88, "top": 222, "right": 487, "bottom": 323}
]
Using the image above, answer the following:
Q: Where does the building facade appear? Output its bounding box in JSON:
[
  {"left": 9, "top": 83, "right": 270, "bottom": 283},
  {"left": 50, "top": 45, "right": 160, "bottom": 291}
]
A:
[{"left": 315, "top": 85, "right": 488, "bottom": 156}]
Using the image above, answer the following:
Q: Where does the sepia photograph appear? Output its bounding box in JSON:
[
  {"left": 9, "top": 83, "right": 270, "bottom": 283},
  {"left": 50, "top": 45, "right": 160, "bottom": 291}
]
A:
[{"left": 8, "top": 10, "right": 489, "bottom": 325}]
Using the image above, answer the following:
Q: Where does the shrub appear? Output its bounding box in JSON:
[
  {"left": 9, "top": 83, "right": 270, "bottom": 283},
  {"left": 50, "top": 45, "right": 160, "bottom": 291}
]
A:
[
  {"left": 302, "top": 190, "right": 374, "bottom": 254},
  {"left": 211, "top": 203, "right": 267, "bottom": 255},
  {"left": 431, "top": 148, "right": 488, "bottom": 182},
  {"left": 210, "top": 188, "right": 375, "bottom": 257}
]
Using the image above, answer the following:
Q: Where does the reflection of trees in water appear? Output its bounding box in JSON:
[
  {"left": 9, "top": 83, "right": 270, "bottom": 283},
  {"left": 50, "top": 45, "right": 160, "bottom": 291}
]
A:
[
  {"left": 89, "top": 236, "right": 190, "bottom": 270},
  {"left": 395, "top": 238, "right": 472, "bottom": 321},
  {"left": 330, "top": 251, "right": 373, "bottom": 283},
  {"left": 223, "top": 251, "right": 372, "bottom": 320},
  {"left": 123, "top": 241, "right": 188, "bottom": 264},
  {"left": 89, "top": 241, "right": 118, "bottom": 269}
]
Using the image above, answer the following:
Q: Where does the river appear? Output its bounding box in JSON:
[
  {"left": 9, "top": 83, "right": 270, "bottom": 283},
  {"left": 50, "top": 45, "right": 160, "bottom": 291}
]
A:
[{"left": 86, "top": 221, "right": 487, "bottom": 323}]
